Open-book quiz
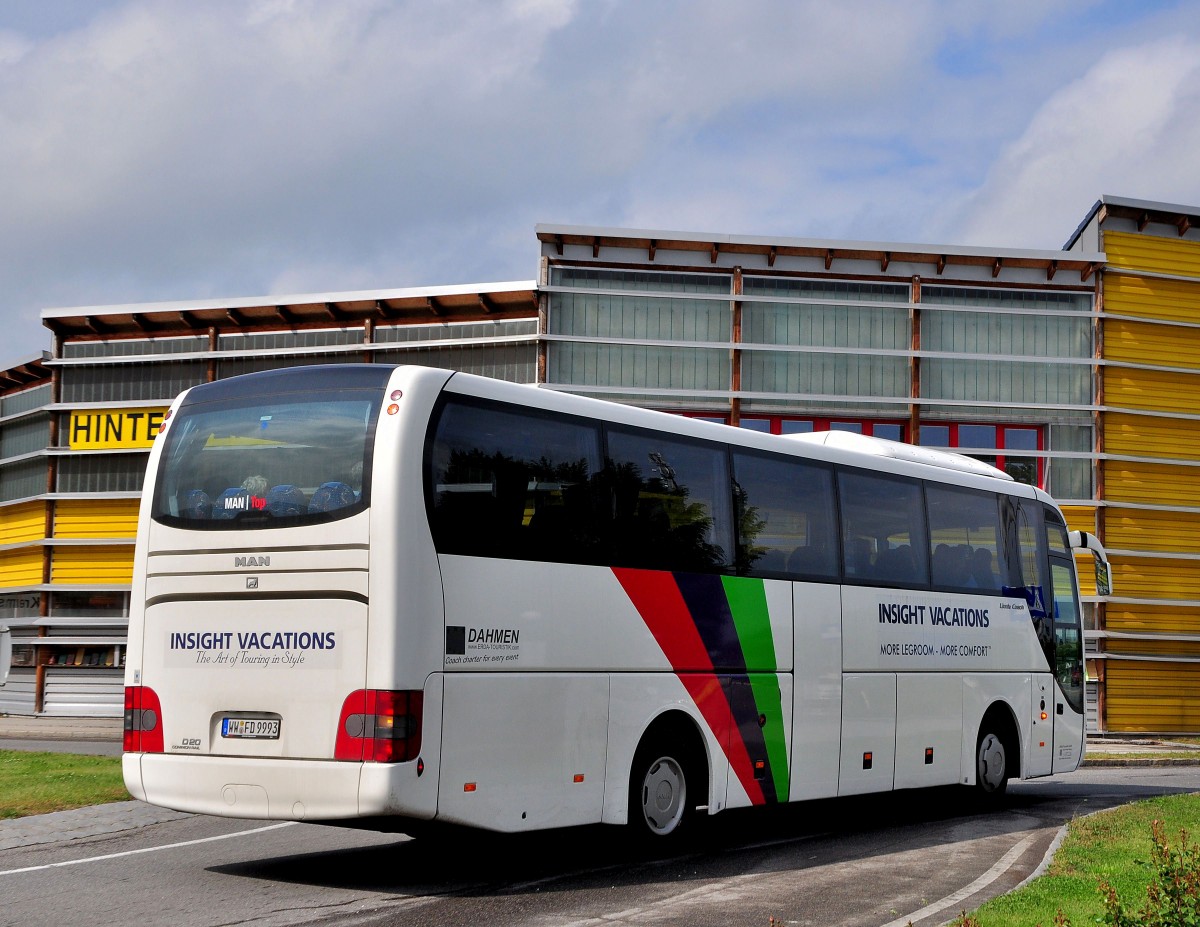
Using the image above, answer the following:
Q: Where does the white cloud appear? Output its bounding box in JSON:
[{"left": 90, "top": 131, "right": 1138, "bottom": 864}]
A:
[
  {"left": 948, "top": 35, "right": 1200, "bottom": 248},
  {"left": 3, "top": 0, "right": 1200, "bottom": 364},
  {"left": 0, "top": 31, "right": 32, "bottom": 65}
]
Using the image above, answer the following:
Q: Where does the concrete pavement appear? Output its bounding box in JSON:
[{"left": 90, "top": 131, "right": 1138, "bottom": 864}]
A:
[
  {"left": 0, "top": 800, "right": 189, "bottom": 853},
  {"left": 0, "top": 715, "right": 122, "bottom": 741},
  {"left": 0, "top": 715, "right": 122, "bottom": 756}
]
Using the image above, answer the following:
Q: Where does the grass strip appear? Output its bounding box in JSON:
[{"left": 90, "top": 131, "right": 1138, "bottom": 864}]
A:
[
  {"left": 0, "top": 750, "right": 127, "bottom": 819},
  {"left": 959, "top": 792, "right": 1200, "bottom": 926}
]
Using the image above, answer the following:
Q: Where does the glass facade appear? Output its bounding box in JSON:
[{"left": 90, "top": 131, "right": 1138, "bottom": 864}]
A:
[
  {"left": 547, "top": 269, "right": 731, "bottom": 394},
  {"left": 544, "top": 264, "right": 1095, "bottom": 498},
  {"left": 59, "top": 361, "right": 209, "bottom": 404}
]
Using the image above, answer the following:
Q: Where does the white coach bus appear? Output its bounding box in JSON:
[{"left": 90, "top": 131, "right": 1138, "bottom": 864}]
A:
[{"left": 122, "top": 364, "right": 1110, "bottom": 839}]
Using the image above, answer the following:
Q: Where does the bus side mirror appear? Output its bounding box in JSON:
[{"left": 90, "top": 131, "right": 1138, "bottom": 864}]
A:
[
  {"left": 0, "top": 625, "right": 11, "bottom": 687},
  {"left": 1068, "top": 530, "right": 1113, "bottom": 596}
]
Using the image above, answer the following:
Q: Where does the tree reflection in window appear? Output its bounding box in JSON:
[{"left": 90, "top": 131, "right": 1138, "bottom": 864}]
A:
[
  {"left": 605, "top": 430, "right": 732, "bottom": 573},
  {"left": 428, "top": 399, "right": 604, "bottom": 564}
]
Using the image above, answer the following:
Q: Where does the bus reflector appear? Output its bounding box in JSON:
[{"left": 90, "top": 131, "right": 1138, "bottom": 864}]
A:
[
  {"left": 464, "top": 782, "right": 477, "bottom": 792},
  {"left": 334, "top": 689, "right": 423, "bottom": 762},
  {"left": 573, "top": 774, "right": 585, "bottom": 783},
  {"left": 123, "top": 686, "right": 164, "bottom": 753}
]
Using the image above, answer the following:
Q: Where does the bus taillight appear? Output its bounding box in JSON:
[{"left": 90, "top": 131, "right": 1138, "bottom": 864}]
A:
[
  {"left": 335, "top": 689, "right": 423, "bottom": 763},
  {"left": 123, "top": 685, "right": 164, "bottom": 753}
]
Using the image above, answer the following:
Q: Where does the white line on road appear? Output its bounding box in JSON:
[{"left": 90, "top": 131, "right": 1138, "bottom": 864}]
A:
[
  {"left": 879, "top": 833, "right": 1037, "bottom": 927},
  {"left": 0, "top": 821, "right": 296, "bottom": 877}
]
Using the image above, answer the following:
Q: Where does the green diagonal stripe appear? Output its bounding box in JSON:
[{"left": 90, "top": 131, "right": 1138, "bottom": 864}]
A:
[{"left": 721, "top": 576, "right": 790, "bottom": 802}]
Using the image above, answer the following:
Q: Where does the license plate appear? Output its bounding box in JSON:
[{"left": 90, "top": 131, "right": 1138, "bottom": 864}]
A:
[{"left": 221, "top": 717, "right": 280, "bottom": 739}]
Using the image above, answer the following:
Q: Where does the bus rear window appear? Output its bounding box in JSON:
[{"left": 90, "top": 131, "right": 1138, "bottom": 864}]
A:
[{"left": 151, "top": 391, "right": 379, "bottom": 529}]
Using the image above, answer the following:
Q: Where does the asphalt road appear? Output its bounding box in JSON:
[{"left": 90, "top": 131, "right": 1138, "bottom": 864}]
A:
[{"left": 1, "top": 765, "right": 1197, "bottom": 927}]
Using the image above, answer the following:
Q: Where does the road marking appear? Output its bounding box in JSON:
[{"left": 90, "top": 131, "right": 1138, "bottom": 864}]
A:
[
  {"left": 0, "top": 821, "right": 295, "bottom": 876},
  {"left": 879, "top": 833, "right": 1037, "bottom": 927}
]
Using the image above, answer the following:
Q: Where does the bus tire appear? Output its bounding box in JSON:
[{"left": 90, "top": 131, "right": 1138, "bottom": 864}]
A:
[
  {"left": 975, "top": 727, "right": 1010, "bottom": 797},
  {"left": 629, "top": 736, "right": 697, "bottom": 841}
]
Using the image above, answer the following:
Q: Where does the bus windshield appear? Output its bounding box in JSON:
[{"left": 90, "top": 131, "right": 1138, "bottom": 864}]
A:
[{"left": 151, "top": 389, "right": 381, "bottom": 529}]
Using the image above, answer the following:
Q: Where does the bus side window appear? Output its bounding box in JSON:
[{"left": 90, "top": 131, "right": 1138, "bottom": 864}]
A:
[
  {"left": 926, "top": 483, "right": 1008, "bottom": 593},
  {"left": 1016, "top": 497, "right": 1048, "bottom": 591},
  {"left": 838, "top": 471, "right": 928, "bottom": 588},
  {"left": 606, "top": 429, "right": 732, "bottom": 574},
  {"left": 428, "top": 398, "right": 604, "bottom": 564},
  {"left": 730, "top": 450, "right": 837, "bottom": 580},
  {"left": 1045, "top": 507, "right": 1071, "bottom": 556}
]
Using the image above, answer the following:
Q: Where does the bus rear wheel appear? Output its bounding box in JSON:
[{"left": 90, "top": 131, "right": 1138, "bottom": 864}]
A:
[
  {"left": 975, "top": 729, "right": 1009, "bottom": 796},
  {"left": 630, "top": 741, "right": 694, "bottom": 840}
]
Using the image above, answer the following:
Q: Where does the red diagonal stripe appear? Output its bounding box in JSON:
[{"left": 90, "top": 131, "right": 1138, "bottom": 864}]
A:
[
  {"left": 680, "top": 674, "right": 765, "bottom": 806},
  {"left": 613, "top": 568, "right": 712, "bottom": 671}
]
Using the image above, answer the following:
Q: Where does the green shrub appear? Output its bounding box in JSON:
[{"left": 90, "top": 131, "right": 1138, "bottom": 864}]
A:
[{"left": 1100, "top": 820, "right": 1200, "bottom": 927}]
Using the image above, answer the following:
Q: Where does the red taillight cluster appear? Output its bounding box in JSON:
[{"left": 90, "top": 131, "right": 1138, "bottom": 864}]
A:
[
  {"left": 123, "top": 686, "right": 164, "bottom": 753},
  {"left": 334, "top": 689, "right": 423, "bottom": 763}
]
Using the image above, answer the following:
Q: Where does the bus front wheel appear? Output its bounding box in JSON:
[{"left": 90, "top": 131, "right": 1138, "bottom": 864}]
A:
[
  {"left": 630, "top": 741, "right": 695, "bottom": 840},
  {"left": 975, "top": 729, "right": 1009, "bottom": 795}
]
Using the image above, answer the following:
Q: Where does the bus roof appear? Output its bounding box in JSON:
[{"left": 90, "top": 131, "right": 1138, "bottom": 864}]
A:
[{"left": 786, "top": 431, "right": 1013, "bottom": 481}]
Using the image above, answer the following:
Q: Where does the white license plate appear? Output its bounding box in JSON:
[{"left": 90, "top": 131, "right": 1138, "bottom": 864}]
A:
[{"left": 221, "top": 717, "right": 280, "bottom": 739}]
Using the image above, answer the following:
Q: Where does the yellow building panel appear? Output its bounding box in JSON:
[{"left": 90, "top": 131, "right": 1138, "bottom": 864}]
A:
[
  {"left": 1106, "top": 638, "right": 1200, "bottom": 657},
  {"left": 1103, "top": 461, "right": 1200, "bottom": 507},
  {"left": 1104, "top": 367, "right": 1200, "bottom": 415},
  {"left": 54, "top": 499, "right": 140, "bottom": 539},
  {"left": 1104, "top": 413, "right": 1200, "bottom": 462},
  {"left": 0, "top": 548, "right": 43, "bottom": 587},
  {"left": 1103, "top": 508, "right": 1200, "bottom": 554},
  {"left": 1105, "top": 661, "right": 1200, "bottom": 732},
  {"left": 1112, "top": 557, "right": 1200, "bottom": 600},
  {"left": 0, "top": 502, "right": 47, "bottom": 546},
  {"left": 50, "top": 546, "right": 134, "bottom": 585},
  {"left": 1075, "top": 553, "right": 1098, "bottom": 598},
  {"left": 1104, "top": 273, "right": 1200, "bottom": 325},
  {"left": 1106, "top": 603, "right": 1200, "bottom": 635},
  {"left": 1104, "top": 317, "right": 1200, "bottom": 370},
  {"left": 1062, "top": 506, "right": 1097, "bottom": 535},
  {"left": 1104, "top": 231, "right": 1200, "bottom": 280}
]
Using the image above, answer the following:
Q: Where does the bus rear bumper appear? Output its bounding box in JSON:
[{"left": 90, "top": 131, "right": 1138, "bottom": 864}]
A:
[{"left": 127, "top": 753, "right": 434, "bottom": 822}]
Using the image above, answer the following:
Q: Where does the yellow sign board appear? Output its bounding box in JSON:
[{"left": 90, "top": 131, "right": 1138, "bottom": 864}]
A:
[{"left": 69, "top": 408, "right": 168, "bottom": 450}]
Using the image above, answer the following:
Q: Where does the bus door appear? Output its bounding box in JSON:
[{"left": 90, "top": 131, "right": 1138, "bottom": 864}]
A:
[{"left": 1028, "top": 673, "right": 1054, "bottom": 777}]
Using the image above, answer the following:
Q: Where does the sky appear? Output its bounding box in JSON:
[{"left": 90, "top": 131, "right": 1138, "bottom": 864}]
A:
[{"left": 2, "top": 0, "right": 1200, "bottom": 364}]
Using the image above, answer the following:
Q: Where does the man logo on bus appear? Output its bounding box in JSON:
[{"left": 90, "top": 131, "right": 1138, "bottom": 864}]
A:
[{"left": 234, "top": 556, "right": 270, "bottom": 567}]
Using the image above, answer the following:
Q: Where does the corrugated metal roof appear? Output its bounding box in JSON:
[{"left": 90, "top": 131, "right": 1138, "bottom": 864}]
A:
[
  {"left": 537, "top": 222, "right": 1104, "bottom": 280},
  {"left": 40, "top": 280, "right": 539, "bottom": 341}
]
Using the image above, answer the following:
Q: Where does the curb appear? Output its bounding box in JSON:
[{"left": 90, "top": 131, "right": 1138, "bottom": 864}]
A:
[{"left": 1082, "top": 757, "right": 1200, "bottom": 767}]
